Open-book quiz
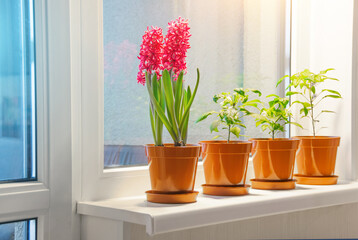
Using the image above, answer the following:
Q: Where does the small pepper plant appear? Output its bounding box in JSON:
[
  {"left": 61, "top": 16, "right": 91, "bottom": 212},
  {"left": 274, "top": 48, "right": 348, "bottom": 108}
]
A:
[
  {"left": 277, "top": 68, "right": 341, "bottom": 136},
  {"left": 196, "top": 88, "right": 262, "bottom": 143},
  {"left": 250, "top": 95, "right": 302, "bottom": 140}
]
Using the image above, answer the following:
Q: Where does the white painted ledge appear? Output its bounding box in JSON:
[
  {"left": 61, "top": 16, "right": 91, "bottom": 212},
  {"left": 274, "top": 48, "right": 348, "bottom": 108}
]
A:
[{"left": 77, "top": 181, "right": 358, "bottom": 236}]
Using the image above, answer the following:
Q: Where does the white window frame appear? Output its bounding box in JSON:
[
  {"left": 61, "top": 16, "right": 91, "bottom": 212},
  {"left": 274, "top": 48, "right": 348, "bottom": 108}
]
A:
[
  {"left": 352, "top": 0, "right": 358, "bottom": 181},
  {"left": 79, "top": 0, "right": 292, "bottom": 201},
  {"left": 0, "top": 0, "right": 80, "bottom": 239}
]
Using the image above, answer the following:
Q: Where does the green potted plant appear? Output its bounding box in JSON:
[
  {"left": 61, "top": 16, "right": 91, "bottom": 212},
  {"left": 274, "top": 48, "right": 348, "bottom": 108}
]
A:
[
  {"left": 138, "top": 18, "right": 201, "bottom": 203},
  {"left": 249, "top": 95, "right": 301, "bottom": 190},
  {"left": 196, "top": 88, "right": 261, "bottom": 196},
  {"left": 278, "top": 68, "right": 341, "bottom": 185}
]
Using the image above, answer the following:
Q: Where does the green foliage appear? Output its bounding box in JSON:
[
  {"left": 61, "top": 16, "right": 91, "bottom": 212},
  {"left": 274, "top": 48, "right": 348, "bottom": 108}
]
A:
[
  {"left": 250, "top": 95, "right": 302, "bottom": 139},
  {"left": 278, "top": 68, "right": 341, "bottom": 136},
  {"left": 196, "top": 88, "right": 261, "bottom": 143},
  {"left": 146, "top": 69, "right": 200, "bottom": 146}
]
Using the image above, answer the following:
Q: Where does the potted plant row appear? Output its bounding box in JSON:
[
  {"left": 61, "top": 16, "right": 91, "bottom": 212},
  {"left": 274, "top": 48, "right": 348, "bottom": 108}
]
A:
[{"left": 137, "top": 17, "right": 342, "bottom": 202}]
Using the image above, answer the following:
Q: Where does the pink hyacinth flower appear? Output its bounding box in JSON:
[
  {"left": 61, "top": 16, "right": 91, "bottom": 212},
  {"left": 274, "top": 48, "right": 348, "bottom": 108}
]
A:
[
  {"left": 137, "top": 27, "right": 164, "bottom": 85},
  {"left": 162, "top": 17, "right": 191, "bottom": 80}
]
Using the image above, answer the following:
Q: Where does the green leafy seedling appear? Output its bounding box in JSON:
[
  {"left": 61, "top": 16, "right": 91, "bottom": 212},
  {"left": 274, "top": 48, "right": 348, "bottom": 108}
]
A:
[
  {"left": 196, "top": 88, "right": 262, "bottom": 143},
  {"left": 250, "top": 95, "right": 302, "bottom": 140},
  {"left": 277, "top": 68, "right": 341, "bottom": 136}
]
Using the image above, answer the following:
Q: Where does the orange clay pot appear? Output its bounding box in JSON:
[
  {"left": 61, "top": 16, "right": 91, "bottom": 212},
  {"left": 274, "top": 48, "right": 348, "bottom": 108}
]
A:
[
  {"left": 250, "top": 138, "right": 300, "bottom": 180},
  {"left": 293, "top": 136, "right": 340, "bottom": 176},
  {"left": 200, "top": 141, "right": 252, "bottom": 185},
  {"left": 145, "top": 144, "right": 201, "bottom": 192}
]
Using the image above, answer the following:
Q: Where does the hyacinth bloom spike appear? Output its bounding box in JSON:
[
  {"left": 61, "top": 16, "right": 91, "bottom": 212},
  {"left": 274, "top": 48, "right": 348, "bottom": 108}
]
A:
[
  {"left": 136, "top": 17, "right": 199, "bottom": 146},
  {"left": 137, "top": 27, "right": 164, "bottom": 85},
  {"left": 163, "top": 17, "right": 191, "bottom": 80}
]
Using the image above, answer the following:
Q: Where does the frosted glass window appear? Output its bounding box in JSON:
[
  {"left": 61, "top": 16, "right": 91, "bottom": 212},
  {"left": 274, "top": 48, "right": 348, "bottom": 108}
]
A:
[
  {"left": 0, "top": 219, "right": 36, "bottom": 240},
  {"left": 103, "top": 0, "right": 290, "bottom": 167},
  {"left": 0, "top": 0, "right": 37, "bottom": 181}
]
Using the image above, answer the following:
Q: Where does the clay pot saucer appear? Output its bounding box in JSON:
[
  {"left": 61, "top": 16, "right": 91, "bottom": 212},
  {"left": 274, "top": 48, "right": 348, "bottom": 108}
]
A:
[
  {"left": 145, "top": 190, "right": 199, "bottom": 204},
  {"left": 250, "top": 179, "right": 296, "bottom": 190},
  {"left": 202, "top": 184, "right": 250, "bottom": 196},
  {"left": 294, "top": 174, "right": 338, "bottom": 185}
]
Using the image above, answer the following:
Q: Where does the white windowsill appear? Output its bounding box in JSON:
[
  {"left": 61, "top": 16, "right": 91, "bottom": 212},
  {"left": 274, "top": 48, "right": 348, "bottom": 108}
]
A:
[{"left": 77, "top": 181, "right": 358, "bottom": 236}]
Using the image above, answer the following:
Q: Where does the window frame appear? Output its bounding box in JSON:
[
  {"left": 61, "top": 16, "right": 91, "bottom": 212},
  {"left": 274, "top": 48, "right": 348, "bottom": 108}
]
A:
[
  {"left": 352, "top": 0, "right": 358, "bottom": 181},
  {"left": 79, "top": 0, "right": 292, "bottom": 201},
  {"left": 0, "top": 0, "right": 49, "bottom": 229},
  {"left": 0, "top": 0, "right": 80, "bottom": 239}
]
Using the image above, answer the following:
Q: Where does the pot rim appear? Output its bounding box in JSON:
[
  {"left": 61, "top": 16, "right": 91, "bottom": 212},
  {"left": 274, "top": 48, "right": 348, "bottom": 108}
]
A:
[
  {"left": 249, "top": 138, "right": 300, "bottom": 142},
  {"left": 144, "top": 143, "right": 201, "bottom": 149},
  {"left": 199, "top": 140, "right": 252, "bottom": 145},
  {"left": 292, "top": 136, "right": 340, "bottom": 139}
]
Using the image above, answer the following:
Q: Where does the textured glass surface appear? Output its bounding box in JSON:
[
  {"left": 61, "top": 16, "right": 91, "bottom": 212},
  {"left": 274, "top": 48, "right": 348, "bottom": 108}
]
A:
[
  {"left": 0, "top": 0, "right": 36, "bottom": 181},
  {"left": 0, "top": 219, "right": 36, "bottom": 240},
  {"left": 103, "top": 0, "right": 288, "bottom": 167}
]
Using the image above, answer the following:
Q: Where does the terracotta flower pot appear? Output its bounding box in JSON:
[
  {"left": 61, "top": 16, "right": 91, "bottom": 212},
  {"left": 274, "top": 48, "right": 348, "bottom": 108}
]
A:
[
  {"left": 200, "top": 141, "right": 252, "bottom": 185},
  {"left": 145, "top": 144, "right": 201, "bottom": 192},
  {"left": 250, "top": 138, "right": 300, "bottom": 189},
  {"left": 293, "top": 136, "right": 340, "bottom": 177}
]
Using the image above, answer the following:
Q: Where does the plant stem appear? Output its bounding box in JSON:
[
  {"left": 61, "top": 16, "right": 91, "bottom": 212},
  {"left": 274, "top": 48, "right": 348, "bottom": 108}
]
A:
[
  {"left": 272, "top": 130, "right": 275, "bottom": 140},
  {"left": 309, "top": 86, "right": 316, "bottom": 137},
  {"left": 228, "top": 125, "right": 231, "bottom": 143}
]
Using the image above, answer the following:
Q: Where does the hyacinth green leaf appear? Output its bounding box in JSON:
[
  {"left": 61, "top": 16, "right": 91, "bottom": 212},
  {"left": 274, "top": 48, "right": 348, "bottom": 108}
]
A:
[
  {"left": 179, "top": 69, "right": 200, "bottom": 132},
  {"left": 152, "top": 74, "right": 159, "bottom": 99},
  {"left": 149, "top": 74, "right": 163, "bottom": 146},
  {"left": 180, "top": 79, "right": 193, "bottom": 145},
  {"left": 230, "top": 127, "right": 241, "bottom": 138},
  {"left": 149, "top": 104, "right": 157, "bottom": 145},
  {"left": 146, "top": 74, "right": 177, "bottom": 142},
  {"left": 157, "top": 80, "right": 165, "bottom": 145},
  {"left": 210, "top": 120, "right": 221, "bottom": 133},
  {"left": 196, "top": 111, "right": 216, "bottom": 123},
  {"left": 186, "top": 86, "right": 192, "bottom": 103},
  {"left": 182, "top": 113, "right": 190, "bottom": 145},
  {"left": 174, "top": 72, "right": 183, "bottom": 123},
  {"left": 162, "top": 70, "right": 179, "bottom": 139}
]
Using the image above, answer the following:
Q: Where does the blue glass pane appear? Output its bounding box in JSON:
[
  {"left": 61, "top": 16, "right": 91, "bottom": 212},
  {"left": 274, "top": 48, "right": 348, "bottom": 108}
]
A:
[
  {"left": 0, "top": 219, "right": 36, "bottom": 240},
  {"left": 0, "top": 0, "right": 36, "bottom": 182}
]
